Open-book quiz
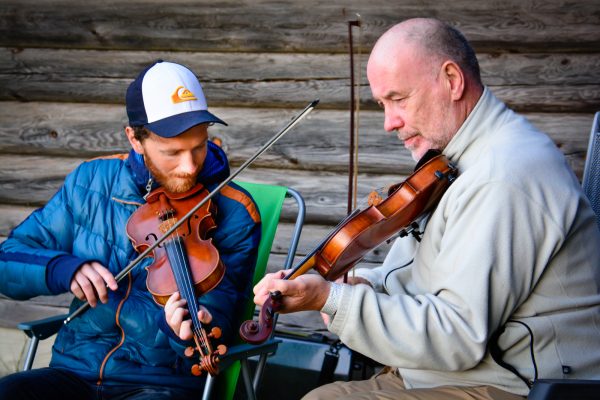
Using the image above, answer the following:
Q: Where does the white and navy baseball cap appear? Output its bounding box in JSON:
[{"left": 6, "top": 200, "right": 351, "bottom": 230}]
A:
[{"left": 126, "top": 60, "right": 226, "bottom": 138}]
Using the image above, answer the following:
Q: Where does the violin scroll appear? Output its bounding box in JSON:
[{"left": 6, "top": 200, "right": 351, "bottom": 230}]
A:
[
  {"left": 187, "top": 336, "right": 228, "bottom": 376},
  {"left": 239, "top": 291, "right": 282, "bottom": 344}
]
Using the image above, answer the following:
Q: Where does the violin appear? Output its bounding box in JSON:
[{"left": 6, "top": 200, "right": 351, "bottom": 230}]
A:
[
  {"left": 126, "top": 183, "right": 227, "bottom": 376},
  {"left": 239, "top": 152, "right": 458, "bottom": 344}
]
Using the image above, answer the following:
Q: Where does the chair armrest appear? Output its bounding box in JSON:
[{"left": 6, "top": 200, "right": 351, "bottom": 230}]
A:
[
  {"left": 528, "top": 379, "right": 600, "bottom": 400},
  {"left": 17, "top": 314, "right": 67, "bottom": 340},
  {"left": 217, "top": 338, "right": 281, "bottom": 371}
]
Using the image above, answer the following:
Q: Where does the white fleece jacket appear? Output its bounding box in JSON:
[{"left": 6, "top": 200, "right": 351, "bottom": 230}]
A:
[{"left": 328, "top": 88, "right": 600, "bottom": 396}]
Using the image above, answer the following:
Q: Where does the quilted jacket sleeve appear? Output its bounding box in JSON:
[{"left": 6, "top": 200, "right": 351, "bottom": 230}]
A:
[{"left": 0, "top": 167, "right": 82, "bottom": 300}]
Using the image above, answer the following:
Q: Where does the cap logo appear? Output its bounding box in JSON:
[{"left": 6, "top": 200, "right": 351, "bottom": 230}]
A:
[{"left": 171, "top": 86, "right": 198, "bottom": 104}]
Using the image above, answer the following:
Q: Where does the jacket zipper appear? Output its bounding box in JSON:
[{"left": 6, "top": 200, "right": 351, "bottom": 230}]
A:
[
  {"left": 96, "top": 272, "right": 133, "bottom": 386},
  {"left": 144, "top": 177, "right": 153, "bottom": 200}
]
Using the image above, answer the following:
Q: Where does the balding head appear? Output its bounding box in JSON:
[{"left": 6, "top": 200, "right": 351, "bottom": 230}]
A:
[
  {"left": 366, "top": 18, "right": 484, "bottom": 161},
  {"left": 371, "top": 18, "right": 482, "bottom": 85}
]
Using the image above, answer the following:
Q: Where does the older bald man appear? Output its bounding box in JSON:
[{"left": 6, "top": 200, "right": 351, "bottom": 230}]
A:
[{"left": 253, "top": 18, "right": 600, "bottom": 400}]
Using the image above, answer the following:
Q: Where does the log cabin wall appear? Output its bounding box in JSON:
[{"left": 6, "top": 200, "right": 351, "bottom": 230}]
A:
[{"left": 0, "top": 0, "right": 599, "bottom": 374}]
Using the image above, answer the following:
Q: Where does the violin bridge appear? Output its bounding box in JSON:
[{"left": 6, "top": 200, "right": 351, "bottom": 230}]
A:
[{"left": 158, "top": 218, "right": 178, "bottom": 234}]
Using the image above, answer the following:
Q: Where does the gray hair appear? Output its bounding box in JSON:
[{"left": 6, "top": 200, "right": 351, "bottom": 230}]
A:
[{"left": 401, "top": 19, "right": 482, "bottom": 84}]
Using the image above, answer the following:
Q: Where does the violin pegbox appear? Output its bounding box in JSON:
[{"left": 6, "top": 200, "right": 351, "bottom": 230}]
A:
[{"left": 184, "top": 326, "right": 227, "bottom": 376}]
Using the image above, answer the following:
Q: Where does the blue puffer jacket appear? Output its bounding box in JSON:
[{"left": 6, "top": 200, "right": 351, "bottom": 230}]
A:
[{"left": 0, "top": 142, "right": 261, "bottom": 391}]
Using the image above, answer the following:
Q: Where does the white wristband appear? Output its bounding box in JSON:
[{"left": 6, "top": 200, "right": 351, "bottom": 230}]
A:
[{"left": 320, "top": 282, "right": 342, "bottom": 316}]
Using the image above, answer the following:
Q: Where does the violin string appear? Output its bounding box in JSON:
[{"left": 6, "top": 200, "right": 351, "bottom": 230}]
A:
[
  {"left": 164, "top": 204, "right": 210, "bottom": 356},
  {"left": 168, "top": 207, "right": 210, "bottom": 356},
  {"left": 171, "top": 207, "right": 210, "bottom": 355}
]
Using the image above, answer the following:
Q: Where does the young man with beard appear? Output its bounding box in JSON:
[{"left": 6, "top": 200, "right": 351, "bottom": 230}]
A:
[
  {"left": 0, "top": 61, "right": 261, "bottom": 399},
  {"left": 253, "top": 18, "right": 600, "bottom": 400}
]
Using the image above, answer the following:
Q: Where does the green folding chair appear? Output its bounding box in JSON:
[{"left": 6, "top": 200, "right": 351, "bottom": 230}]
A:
[
  {"left": 202, "top": 181, "right": 305, "bottom": 399},
  {"left": 18, "top": 182, "right": 306, "bottom": 400}
]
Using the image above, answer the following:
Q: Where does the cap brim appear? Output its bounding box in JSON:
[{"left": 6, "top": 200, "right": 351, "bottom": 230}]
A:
[{"left": 146, "top": 110, "right": 227, "bottom": 138}]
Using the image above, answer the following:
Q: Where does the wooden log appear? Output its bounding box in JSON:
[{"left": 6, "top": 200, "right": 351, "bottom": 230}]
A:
[
  {"left": 0, "top": 155, "right": 81, "bottom": 207},
  {"left": 2, "top": 48, "right": 599, "bottom": 89},
  {"left": 1, "top": 74, "right": 597, "bottom": 113},
  {"left": 0, "top": 101, "right": 592, "bottom": 176},
  {"left": 0, "top": 48, "right": 350, "bottom": 82},
  {"left": 0, "top": 293, "right": 73, "bottom": 309},
  {"left": 0, "top": 204, "right": 31, "bottom": 236},
  {"left": 0, "top": 0, "right": 598, "bottom": 52},
  {"left": 489, "top": 85, "right": 600, "bottom": 113}
]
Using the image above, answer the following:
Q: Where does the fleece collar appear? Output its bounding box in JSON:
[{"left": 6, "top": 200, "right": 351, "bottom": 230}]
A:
[{"left": 442, "top": 87, "right": 508, "bottom": 170}]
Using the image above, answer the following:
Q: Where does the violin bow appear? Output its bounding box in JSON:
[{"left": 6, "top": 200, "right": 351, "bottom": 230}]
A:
[
  {"left": 346, "top": 16, "right": 362, "bottom": 283},
  {"left": 64, "top": 99, "right": 319, "bottom": 324},
  {"left": 347, "top": 17, "right": 361, "bottom": 215}
]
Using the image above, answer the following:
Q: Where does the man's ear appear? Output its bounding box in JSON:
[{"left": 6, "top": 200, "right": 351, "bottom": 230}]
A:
[
  {"left": 125, "top": 126, "right": 144, "bottom": 154},
  {"left": 441, "top": 61, "right": 465, "bottom": 101}
]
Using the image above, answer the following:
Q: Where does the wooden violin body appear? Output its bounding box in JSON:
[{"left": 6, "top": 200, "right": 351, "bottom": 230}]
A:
[
  {"left": 127, "top": 183, "right": 227, "bottom": 376},
  {"left": 240, "top": 154, "right": 458, "bottom": 344},
  {"left": 127, "top": 184, "right": 224, "bottom": 303}
]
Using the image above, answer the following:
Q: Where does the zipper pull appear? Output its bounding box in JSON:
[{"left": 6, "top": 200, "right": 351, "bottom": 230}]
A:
[{"left": 143, "top": 177, "right": 153, "bottom": 200}]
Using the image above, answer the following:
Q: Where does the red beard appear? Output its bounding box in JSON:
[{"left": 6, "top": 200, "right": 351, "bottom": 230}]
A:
[{"left": 144, "top": 154, "right": 197, "bottom": 194}]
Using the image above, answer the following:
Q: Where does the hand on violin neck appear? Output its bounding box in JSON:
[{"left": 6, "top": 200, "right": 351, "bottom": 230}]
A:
[
  {"left": 253, "top": 270, "right": 331, "bottom": 313},
  {"left": 164, "top": 291, "right": 213, "bottom": 341},
  {"left": 70, "top": 261, "right": 118, "bottom": 308}
]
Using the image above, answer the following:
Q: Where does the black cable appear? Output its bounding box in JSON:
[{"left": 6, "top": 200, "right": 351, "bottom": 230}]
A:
[
  {"left": 489, "top": 319, "right": 538, "bottom": 389},
  {"left": 508, "top": 319, "right": 538, "bottom": 381}
]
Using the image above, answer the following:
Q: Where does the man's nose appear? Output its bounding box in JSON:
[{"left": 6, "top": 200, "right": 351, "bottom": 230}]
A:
[
  {"left": 178, "top": 153, "right": 198, "bottom": 174},
  {"left": 383, "top": 111, "right": 404, "bottom": 132}
]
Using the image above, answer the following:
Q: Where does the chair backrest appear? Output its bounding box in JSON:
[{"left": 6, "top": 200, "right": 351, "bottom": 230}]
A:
[
  {"left": 215, "top": 181, "right": 305, "bottom": 399},
  {"left": 236, "top": 181, "right": 290, "bottom": 320},
  {"left": 582, "top": 111, "right": 600, "bottom": 231}
]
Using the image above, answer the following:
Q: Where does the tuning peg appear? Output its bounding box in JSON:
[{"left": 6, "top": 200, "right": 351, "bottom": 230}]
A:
[
  {"left": 215, "top": 344, "right": 227, "bottom": 356},
  {"left": 208, "top": 327, "right": 222, "bottom": 339},
  {"left": 191, "top": 363, "right": 203, "bottom": 376},
  {"left": 184, "top": 346, "right": 196, "bottom": 358}
]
